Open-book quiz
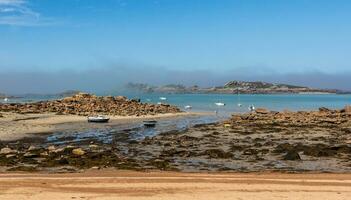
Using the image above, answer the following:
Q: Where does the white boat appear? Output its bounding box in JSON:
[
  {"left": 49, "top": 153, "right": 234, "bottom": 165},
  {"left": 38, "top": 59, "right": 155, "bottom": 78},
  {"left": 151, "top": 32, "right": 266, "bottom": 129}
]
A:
[
  {"left": 3, "top": 98, "right": 8, "bottom": 102},
  {"left": 87, "top": 115, "right": 110, "bottom": 123},
  {"left": 184, "top": 105, "right": 192, "bottom": 110},
  {"left": 236, "top": 90, "right": 242, "bottom": 107},
  {"left": 248, "top": 105, "right": 255, "bottom": 111},
  {"left": 215, "top": 102, "right": 225, "bottom": 106},
  {"left": 159, "top": 97, "right": 167, "bottom": 101}
]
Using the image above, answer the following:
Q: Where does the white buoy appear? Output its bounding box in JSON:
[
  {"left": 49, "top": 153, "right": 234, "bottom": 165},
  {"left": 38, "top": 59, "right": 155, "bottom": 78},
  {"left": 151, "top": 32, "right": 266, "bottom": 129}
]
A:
[
  {"left": 215, "top": 102, "right": 225, "bottom": 106},
  {"left": 184, "top": 105, "right": 192, "bottom": 110}
]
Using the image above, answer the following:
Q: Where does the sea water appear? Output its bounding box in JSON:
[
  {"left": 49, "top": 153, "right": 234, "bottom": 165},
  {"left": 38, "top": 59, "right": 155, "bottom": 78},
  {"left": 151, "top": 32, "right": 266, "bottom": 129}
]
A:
[
  {"left": 4, "top": 93, "right": 351, "bottom": 115},
  {"left": 128, "top": 93, "right": 351, "bottom": 114}
]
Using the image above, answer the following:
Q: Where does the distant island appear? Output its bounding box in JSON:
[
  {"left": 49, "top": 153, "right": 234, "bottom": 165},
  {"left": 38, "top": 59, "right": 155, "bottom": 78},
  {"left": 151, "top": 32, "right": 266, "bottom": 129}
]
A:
[
  {"left": 0, "top": 90, "right": 82, "bottom": 99},
  {"left": 126, "top": 81, "right": 349, "bottom": 94}
]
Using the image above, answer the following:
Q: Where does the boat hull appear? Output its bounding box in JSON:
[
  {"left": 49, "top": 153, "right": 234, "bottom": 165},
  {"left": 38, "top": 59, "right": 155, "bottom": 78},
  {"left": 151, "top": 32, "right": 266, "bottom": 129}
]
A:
[
  {"left": 88, "top": 118, "right": 110, "bottom": 123},
  {"left": 143, "top": 120, "right": 157, "bottom": 127}
]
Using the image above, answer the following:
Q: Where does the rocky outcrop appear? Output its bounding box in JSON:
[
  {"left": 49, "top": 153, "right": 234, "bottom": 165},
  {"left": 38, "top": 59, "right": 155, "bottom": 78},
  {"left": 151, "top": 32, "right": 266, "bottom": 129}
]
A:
[
  {"left": 126, "top": 81, "right": 347, "bottom": 94},
  {"left": 229, "top": 106, "right": 351, "bottom": 127},
  {"left": 0, "top": 93, "right": 181, "bottom": 116},
  {"left": 224, "top": 81, "right": 305, "bottom": 89}
]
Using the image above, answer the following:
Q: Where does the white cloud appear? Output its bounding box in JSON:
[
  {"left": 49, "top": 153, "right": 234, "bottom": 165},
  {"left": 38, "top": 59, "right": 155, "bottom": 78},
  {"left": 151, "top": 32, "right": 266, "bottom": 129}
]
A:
[
  {"left": 0, "top": 0, "right": 54, "bottom": 26},
  {"left": 0, "top": 0, "right": 25, "bottom": 5}
]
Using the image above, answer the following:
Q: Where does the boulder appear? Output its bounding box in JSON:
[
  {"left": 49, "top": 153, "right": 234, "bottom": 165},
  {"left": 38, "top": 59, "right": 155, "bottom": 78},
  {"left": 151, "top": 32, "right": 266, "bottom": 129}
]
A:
[
  {"left": 0, "top": 147, "right": 16, "bottom": 154},
  {"left": 115, "top": 96, "right": 127, "bottom": 101},
  {"left": 319, "top": 107, "right": 331, "bottom": 112},
  {"left": 28, "top": 145, "right": 38, "bottom": 151},
  {"left": 203, "top": 149, "right": 233, "bottom": 159},
  {"left": 283, "top": 150, "right": 301, "bottom": 161},
  {"left": 344, "top": 105, "right": 351, "bottom": 114},
  {"left": 255, "top": 108, "right": 270, "bottom": 114},
  {"left": 72, "top": 148, "right": 85, "bottom": 156},
  {"left": 47, "top": 145, "right": 56, "bottom": 152}
]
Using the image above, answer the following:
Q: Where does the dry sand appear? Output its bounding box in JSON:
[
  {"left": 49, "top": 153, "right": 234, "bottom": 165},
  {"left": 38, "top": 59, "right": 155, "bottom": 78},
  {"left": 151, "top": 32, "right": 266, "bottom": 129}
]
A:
[
  {"left": 0, "top": 170, "right": 350, "bottom": 200},
  {"left": 0, "top": 112, "right": 204, "bottom": 141}
]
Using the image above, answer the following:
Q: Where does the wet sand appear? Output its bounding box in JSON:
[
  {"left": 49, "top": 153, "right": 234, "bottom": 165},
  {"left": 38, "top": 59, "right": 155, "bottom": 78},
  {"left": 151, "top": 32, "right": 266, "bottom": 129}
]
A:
[
  {"left": 0, "top": 170, "right": 350, "bottom": 200},
  {"left": 0, "top": 112, "right": 205, "bottom": 141}
]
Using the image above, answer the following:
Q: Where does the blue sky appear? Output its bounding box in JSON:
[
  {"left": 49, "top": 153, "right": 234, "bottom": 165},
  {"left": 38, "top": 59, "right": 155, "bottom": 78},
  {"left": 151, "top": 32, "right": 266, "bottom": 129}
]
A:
[{"left": 1, "top": 0, "right": 351, "bottom": 93}]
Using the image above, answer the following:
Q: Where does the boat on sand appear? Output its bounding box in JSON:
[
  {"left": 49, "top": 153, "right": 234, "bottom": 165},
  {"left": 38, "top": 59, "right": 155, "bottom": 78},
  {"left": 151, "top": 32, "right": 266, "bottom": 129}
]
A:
[{"left": 87, "top": 115, "right": 110, "bottom": 123}]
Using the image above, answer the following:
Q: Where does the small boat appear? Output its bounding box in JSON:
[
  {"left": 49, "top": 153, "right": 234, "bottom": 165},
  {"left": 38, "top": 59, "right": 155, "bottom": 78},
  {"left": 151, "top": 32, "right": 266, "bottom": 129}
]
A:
[
  {"left": 248, "top": 105, "right": 255, "bottom": 112},
  {"left": 184, "top": 105, "right": 192, "bottom": 110},
  {"left": 3, "top": 98, "right": 8, "bottom": 102},
  {"left": 143, "top": 120, "right": 157, "bottom": 127},
  {"left": 236, "top": 89, "right": 242, "bottom": 107},
  {"left": 87, "top": 115, "right": 110, "bottom": 123},
  {"left": 215, "top": 102, "right": 225, "bottom": 106},
  {"left": 159, "top": 97, "right": 167, "bottom": 101}
]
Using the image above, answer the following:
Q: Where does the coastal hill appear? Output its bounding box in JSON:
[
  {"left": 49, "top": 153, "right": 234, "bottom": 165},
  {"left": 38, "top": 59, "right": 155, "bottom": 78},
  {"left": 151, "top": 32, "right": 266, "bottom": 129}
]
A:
[{"left": 126, "top": 81, "right": 345, "bottom": 94}]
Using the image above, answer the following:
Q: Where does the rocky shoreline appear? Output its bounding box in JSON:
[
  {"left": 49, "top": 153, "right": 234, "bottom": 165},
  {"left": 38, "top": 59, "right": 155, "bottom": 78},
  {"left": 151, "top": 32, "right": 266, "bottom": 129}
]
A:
[
  {"left": 0, "top": 93, "right": 180, "bottom": 116},
  {"left": 0, "top": 106, "right": 351, "bottom": 173},
  {"left": 126, "top": 81, "right": 348, "bottom": 94}
]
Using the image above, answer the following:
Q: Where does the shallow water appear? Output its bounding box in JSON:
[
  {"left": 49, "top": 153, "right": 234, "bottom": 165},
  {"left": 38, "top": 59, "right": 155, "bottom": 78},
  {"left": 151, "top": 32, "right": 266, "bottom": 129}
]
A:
[{"left": 46, "top": 115, "right": 219, "bottom": 145}]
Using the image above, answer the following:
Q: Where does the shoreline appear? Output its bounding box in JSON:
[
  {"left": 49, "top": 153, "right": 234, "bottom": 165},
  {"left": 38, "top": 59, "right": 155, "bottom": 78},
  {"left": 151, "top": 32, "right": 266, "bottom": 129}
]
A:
[
  {"left": 0, "top": 111, "right": 211, "bottom": 141},
  {"left": 1, "top": 170, "right": 351, "bottom": 200},
  {"left": 0, "top": 107, "right": 350, "bottom": 174}
]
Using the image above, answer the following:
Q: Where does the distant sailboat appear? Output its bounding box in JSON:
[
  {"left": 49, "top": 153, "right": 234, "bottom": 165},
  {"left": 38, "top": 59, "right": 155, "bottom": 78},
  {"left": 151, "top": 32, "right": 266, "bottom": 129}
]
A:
[
  {"left": 215, "top": 102, "right": 225, "bottom": 106},
  {"left": 184, "top": 105, "right": 192, "bottom": 110},
  {"left": 236, "top": 89, "right": 242, "bottom": 107},
  {"left": 248, "top": 105, "right": 255, "bottom": 111}
]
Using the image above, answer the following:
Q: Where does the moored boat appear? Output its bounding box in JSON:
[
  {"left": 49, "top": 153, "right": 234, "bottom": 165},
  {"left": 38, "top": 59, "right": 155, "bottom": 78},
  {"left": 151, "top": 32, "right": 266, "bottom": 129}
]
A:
[
  {"left": 87, "top": 115, "right": 110, "bottom": 123},
  {"left": 143, "top": 120, "right": 157, "bottom": 127},
  {"left": 215, "top": 102, "right": 225, "bottom": 106},
  {"left": 184, "top": 105, "right": 192, "bottom": 110},
  {"left": 248, "top": 105, "right": 255, "bottom": 112}
]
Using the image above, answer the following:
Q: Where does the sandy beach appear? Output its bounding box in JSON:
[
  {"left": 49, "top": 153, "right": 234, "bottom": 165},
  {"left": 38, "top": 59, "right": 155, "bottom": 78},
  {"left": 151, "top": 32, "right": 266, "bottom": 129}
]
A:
[
  {"left": 0, "top": 170, "right": 351, "bottom": 200},
  {"left": 0, "top": 112, "right": 204, "bottom": 141}
]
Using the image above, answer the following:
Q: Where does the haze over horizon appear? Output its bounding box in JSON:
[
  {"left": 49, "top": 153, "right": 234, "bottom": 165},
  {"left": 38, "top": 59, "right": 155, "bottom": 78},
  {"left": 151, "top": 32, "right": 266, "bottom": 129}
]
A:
[{"left": 1, "top": 0, "right": 351, "bottom": 93}]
